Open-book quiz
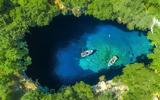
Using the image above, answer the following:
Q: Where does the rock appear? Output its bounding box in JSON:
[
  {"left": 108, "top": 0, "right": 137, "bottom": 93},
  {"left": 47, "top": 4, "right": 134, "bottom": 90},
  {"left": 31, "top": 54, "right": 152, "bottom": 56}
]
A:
[{"left": 93, "top": 80, "right": 128, "bottom": 97}]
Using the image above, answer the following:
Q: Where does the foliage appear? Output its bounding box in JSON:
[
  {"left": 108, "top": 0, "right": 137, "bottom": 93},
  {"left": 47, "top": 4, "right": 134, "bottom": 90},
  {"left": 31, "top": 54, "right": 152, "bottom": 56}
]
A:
[
  {"left": 147, "top": 27, "right": 160, "bottom": 74},
  {"left": 20, "top": 81, "right": 95, "bottom": 100},
  {"left": 99, "top": 75, "right": 106, "bottom": 82},
  {"left": 86, "top": 0, "right": 160, "bottom": 30},
  {"left": 86, "top": 0, "right": 115, "bottom": 20},
  {"left": 114, "top": 63, "right": 160, "bottom": 100},
  {"left": 60, "top": 0, "right": 92, "bottom": 16},
  {"left": 0, "top": 0, "right": 160, "bottom": 99},
  {"left": 97, "top": 92, "right": 115, "bottom": 100},
  {"left": 0, "top": 73, "right": 25, "bottom": 100},
  {"left": 21, "top": 89, "right": 45, "bottom": 100},
  {"left": 0, "top": 0, "right": 59, "bottom": 99},
  {"left": 52, "top": 81, "right": 94, "bottom": 100},
  {"left": 0, "top": 0, "right": 4, "bottom": 12}
]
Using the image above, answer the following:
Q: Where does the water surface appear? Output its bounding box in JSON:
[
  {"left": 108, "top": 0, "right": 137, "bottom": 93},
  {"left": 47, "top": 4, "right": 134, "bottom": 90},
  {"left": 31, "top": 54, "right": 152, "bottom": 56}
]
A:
[
  {"left": 26, "top": 15, "right": 151, "bottom": 90},
  {"left": 55, "top": 24, "right": 151, "bottom": 83}
]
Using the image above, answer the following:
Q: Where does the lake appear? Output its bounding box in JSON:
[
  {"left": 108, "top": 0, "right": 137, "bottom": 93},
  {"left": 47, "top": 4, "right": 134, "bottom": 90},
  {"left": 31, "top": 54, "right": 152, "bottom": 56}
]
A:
[{"left": 25, "top": 15, "right": 152, "bottom": 90}]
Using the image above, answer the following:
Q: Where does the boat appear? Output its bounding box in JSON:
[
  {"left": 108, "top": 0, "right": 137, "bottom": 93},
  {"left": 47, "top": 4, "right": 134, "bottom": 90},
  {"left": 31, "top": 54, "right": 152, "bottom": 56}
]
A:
[
  {"left": 81, "top": 50, "right": 95, "bottom": 58},
  {"left": 108, "top": 55, "right": 119, "bottom": 67}
]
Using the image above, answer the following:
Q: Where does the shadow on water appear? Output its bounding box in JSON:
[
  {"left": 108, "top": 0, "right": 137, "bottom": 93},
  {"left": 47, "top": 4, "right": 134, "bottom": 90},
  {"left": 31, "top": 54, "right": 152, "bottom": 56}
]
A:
[
  {"left": 25, "top": 15, "right": 101, "bottom": 90},
  {"left": 136, "top": 54, "right": 153, "bottom": 66},
  {"left": 25, "top": 15, "right": 150, "bottom": 90},
  {"left": 77, "top": 65, "right": 124, "bottom": 85}
]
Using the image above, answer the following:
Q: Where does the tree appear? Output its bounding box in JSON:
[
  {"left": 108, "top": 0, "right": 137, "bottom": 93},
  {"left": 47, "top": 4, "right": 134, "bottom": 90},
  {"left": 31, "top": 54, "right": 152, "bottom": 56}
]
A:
[
  {"left": 21, "top": 89, "right": 45, "bottom": 100},
  {"left": 147, "top": 28, "right": 160, "bottom": 74},
  {"left": 0, "top": 0, "right": 4, "bottom": 12},
  {"left": 97, "top": 92, "right": 115, "bottom": 100},
  {"left": 99, "top": 75, "right": 106, "bottom": 82},
  {"left": 114, "top": 63, "right": 160, "bottom": 100},
  {"left": 0, "top": 0, "right": 160, "bottom": 99},
  {"left": 86, "top": 0, "right": 115, "bottom": 20},
  {"left": 72, "top": 81, "right": 94, "bottom": 99},
  {"left": 0, "top": 0, "right": 59, "bottom": 99},
  {"left": 52, "top": 81, "right": 94, "bottom": 100}
]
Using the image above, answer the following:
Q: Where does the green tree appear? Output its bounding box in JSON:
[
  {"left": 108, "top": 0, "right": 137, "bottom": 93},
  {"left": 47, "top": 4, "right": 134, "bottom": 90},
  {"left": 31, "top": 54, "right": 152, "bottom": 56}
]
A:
[
  {"left": 72, "top": 81, "right": 94, "bottom": 99},
  {"left": 21, "top": 89, "right": 45, "bottom": 100},
  {"left": 147, "top": 28, "right": 160, "bottom": 74},
  {"left": 97, "top": 92, "right": 115, "bottom": 100},
  {"left": 86, "top": 0, "right": 114, "bottom": 20},
  {"left": 99, "top": 75, "right": 106, "bottom": 82},
  {"left": 0, "top": 0, "right": 4, "bottom": 12},
  {"left": 0, "top": 0, "right": 160, "bottom": 99},
  {"left": 114, "top": 63, "right": 160, "bottom": 100},
  {"left": 52, "top": 81, "right": 94, "bottom": 100}
]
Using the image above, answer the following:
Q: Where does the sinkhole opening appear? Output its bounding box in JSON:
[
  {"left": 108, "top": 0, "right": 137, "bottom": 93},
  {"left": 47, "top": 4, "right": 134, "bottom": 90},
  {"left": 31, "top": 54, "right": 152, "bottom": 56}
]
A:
[{"left": 25, "top": 15, "right": 152, "bottom": 90}]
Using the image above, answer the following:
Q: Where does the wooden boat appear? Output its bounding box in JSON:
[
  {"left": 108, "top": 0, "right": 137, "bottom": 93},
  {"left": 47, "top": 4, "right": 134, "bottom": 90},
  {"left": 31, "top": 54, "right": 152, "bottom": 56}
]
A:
[
  {"left": 108, "top": 55, "right": 119, "bottom": 67},
  {"left": 81, "top": 50, "right": 95, "bottom": 58}
]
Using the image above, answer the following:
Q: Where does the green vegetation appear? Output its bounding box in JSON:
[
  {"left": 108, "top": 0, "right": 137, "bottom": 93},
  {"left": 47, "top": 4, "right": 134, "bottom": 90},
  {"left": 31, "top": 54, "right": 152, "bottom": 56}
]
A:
[
  {"left": 114, "top": 63, "right": 160, "bottom": 100},
  {"left": 86, "top": 0, "right": 160, "bottom": 30},
  {"left": 0, "top": 0, "right": 160, "bottom": 99},
  {"left": 99, "top": 75, "right": 106, "bottom": 82},
  {"left": 0, "top": 0, "right": 59, "bottom": 99},
  {"left": 148, "top": 27, "right": 160, "bottom": 75},
  {"left": 61, "top": 0, "right": 91, "bottom": 16},
  {"left": 97, "top": 92, "right": 115, "bottom": 100},
  {"left": 51, "top": 81, "right": 94, "bottom": 100}
]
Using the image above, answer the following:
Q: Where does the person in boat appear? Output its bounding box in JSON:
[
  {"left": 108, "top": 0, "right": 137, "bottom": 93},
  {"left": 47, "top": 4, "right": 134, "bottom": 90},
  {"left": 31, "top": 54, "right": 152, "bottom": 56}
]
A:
[
  {"left": 81, "top": 49, "right": 96, "bottom": 58},
  {"left": 108, "top": 55, "right": 119, "bottom": 67}
]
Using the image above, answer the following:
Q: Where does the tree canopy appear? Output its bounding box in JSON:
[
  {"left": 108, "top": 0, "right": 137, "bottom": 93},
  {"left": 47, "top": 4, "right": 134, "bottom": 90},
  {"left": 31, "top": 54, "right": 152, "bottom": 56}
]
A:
[{"left": 0, "top": 0, "right": 160, "bottom": 99}]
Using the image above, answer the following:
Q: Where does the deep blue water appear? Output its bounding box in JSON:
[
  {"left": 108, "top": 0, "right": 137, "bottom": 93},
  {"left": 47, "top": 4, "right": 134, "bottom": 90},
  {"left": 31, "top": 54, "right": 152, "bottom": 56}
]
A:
[
  {"left": 26, "top": 15, "right": 152, "bottom": 90},
  {"left": 55, "top": 25, "right": 151, "bottom": 83}
]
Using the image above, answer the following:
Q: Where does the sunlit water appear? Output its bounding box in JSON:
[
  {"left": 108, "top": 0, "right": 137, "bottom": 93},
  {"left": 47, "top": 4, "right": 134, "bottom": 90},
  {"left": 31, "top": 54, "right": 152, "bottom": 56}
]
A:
[
  {"left": 26, "top": 15, "right": 152, "bottom": 89},
  {"left": 55, "top": 25, "right": 151, "bottom": 83}
]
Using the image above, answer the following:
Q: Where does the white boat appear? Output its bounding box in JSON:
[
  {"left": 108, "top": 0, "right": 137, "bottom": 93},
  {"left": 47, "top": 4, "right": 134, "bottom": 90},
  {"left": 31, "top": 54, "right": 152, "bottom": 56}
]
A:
[
  {"left": 108, "top": 56, "right": 119, "bottom": 67},
  {"left": 81, "top": 50, "right": 94, "bottom": 58}
]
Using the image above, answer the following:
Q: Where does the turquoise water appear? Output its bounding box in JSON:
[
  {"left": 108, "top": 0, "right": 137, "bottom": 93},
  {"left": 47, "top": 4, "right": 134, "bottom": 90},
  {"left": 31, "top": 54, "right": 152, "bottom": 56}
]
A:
[
  {"left": 55, "top": 24, "right": 151, "bottom": 83},
  {"left": 26, "top": 15, "right": 152, "bottom": 89}
]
